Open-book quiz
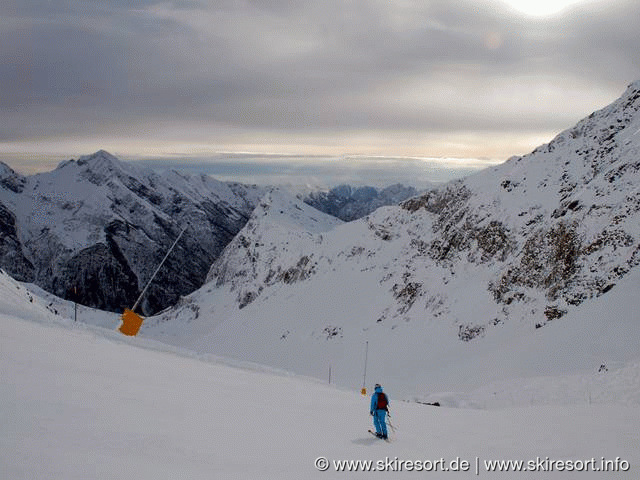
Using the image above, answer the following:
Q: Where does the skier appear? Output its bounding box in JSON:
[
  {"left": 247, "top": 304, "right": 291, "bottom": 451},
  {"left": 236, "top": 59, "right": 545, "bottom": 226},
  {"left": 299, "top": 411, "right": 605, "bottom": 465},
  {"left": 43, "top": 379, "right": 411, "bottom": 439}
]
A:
[{"left": 369, "top": 383, "right": 390, "bottom": 439}]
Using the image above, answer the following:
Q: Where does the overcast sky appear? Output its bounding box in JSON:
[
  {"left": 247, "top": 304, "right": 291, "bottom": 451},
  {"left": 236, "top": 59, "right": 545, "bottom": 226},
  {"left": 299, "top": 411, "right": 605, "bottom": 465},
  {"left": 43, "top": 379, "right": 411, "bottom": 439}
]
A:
[{"left": 1, "top": 0, "right": 639, "bottom": 185}]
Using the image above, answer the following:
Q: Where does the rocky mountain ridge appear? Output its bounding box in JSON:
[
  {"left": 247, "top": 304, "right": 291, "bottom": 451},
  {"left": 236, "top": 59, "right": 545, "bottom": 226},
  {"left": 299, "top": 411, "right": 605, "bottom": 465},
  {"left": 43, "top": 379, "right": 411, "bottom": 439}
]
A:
[
  {"left": 0, "top": 149, "right": 425, "bottom": 315},
  {"left": 0, "top": 150, "right": 264, "bottom": 314}
]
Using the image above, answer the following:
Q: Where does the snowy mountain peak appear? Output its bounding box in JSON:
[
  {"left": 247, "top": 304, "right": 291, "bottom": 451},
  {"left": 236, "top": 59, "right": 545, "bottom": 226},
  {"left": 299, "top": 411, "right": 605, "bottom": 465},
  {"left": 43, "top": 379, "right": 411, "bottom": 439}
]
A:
[
  {"left": 628, "top": 79, "right": 640, "bottom": 90},
  {"left": 0, "top": 160, "right": 16, "bottom": 177},
  {"left": 622, "top": 79, "right": 640, "bottom": 103},
  {"left": 255, "top": 188, "right": 344, "bottom": 233},
  {"left": 77, "top": 149, "right": 120, "bottom": 167},
  {"left": 73, "top": 149, "right": 151, "bottom": 186},
  {"left": 51, "top": 150, "right": 127, "bottom": 186},
  {"left": 0, "top": 161, "right": 26, "bottom": 194},
  {"left": 403, "top": 79, "right": 640, "bottom": 316},
  {"left": 496, "top": 80, "right": 640, "bottom": 176}
]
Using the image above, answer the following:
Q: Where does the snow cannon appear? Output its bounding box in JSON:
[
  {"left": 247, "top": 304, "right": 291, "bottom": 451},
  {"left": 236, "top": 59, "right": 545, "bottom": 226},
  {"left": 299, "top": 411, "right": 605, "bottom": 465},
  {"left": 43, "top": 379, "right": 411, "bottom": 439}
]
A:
[
  {"left": 361, "top": 387, "right": 367, "bottom": 396},
  {"left": 117, "top": 227, "right": 186, "bottom": 337},
  {"left": 119, "top": 308, "right": 144, "bottom": 336}
]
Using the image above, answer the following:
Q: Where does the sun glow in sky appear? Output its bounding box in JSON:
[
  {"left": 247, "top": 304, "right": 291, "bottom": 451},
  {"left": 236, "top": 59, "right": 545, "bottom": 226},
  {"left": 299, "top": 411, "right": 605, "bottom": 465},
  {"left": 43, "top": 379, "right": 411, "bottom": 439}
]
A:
[{"left": 501, "top": 0, "right": 588, "bottom": 16}]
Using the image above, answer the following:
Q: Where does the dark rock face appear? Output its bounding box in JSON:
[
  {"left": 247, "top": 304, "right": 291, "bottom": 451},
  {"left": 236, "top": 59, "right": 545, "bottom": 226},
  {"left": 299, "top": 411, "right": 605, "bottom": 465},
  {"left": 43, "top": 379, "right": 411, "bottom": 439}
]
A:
[
  {"left": 0, "top": 201, "right": 34, "bottom": 281},
  {"left": 55, "top": 243, "right": 139, "bottom": 312}
]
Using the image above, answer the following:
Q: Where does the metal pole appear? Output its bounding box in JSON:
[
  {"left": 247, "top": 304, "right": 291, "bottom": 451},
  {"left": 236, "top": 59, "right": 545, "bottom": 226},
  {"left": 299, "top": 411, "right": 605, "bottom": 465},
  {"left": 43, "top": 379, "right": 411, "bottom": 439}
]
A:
[
  {"left": 131, "top": 227, "right": 186, "bottom": 313},
  {"left": 362, "top": 341, "right": 369, "bottom": 390}
]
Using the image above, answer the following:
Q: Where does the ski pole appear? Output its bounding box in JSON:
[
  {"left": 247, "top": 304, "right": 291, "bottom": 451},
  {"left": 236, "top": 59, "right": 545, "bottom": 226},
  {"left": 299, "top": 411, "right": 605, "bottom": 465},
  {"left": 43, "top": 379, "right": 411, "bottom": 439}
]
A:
[{"left": 386, "top": 414, "right": 397, "bottom": 433}]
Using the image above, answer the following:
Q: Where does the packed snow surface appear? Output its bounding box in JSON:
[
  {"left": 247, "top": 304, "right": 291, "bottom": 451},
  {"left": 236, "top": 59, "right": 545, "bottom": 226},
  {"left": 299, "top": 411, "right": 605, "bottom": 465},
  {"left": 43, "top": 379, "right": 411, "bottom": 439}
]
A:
[{"left": 1, "top": 272, "right": 639, "bottom": 479}]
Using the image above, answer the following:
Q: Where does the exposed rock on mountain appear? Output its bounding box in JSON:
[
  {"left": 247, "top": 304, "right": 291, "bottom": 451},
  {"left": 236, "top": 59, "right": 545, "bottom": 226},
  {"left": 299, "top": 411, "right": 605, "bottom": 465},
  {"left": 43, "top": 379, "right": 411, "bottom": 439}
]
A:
[{"left": 0, "top": 201, "right": 34, "bottom": 280}]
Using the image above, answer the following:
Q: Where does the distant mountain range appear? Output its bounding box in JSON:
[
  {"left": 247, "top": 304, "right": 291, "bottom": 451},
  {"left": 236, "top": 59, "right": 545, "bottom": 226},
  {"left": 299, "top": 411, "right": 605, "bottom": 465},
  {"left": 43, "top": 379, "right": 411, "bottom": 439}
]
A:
[{"left": 302, "top": 184, "right": 418, "bottom": 222}]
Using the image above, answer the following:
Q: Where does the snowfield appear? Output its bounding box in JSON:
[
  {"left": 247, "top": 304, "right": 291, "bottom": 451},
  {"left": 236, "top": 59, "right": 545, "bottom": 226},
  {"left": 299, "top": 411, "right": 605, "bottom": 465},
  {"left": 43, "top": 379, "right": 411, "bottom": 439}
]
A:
[{"left": 1, "top": 272, "right": 639, "bottom": 479}]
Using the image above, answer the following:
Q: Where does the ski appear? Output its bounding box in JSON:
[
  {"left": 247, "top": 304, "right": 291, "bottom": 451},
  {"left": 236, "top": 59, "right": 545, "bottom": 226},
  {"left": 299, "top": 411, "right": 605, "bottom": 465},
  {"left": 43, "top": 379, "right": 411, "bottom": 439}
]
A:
[{"left": 368, "top": 429, "right": 390, "bottom": 442}]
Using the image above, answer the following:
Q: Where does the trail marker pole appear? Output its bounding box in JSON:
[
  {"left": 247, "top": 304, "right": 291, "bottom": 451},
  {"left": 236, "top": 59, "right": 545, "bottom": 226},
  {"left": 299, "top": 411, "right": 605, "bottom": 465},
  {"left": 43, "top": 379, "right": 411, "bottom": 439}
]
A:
[{"left": 361, "top": 341, "right": 369, "bottom": 396}]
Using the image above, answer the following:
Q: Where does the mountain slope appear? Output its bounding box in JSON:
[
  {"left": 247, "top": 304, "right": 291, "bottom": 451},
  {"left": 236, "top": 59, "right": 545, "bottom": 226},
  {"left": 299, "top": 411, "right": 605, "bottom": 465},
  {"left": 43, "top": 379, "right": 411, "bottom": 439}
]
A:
[
  {"left": 0, "top": 150, "right": 263, "bottom": 314},
  {"left": 206, "top": 188, "right": 343, "bottom": 308},
  {"left": 143, "top": 81, "right": 640, "bottom": 397},
  {"left": 1, "top": 273, "right": 638, "bottom": 479}
]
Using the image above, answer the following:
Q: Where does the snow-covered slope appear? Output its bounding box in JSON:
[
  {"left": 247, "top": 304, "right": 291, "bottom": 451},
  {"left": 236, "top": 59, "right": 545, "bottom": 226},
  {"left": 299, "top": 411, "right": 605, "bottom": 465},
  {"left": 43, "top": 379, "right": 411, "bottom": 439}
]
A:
[
  {"left": 0, "top": 269, "right": 60, "bottom": 322},
  {"left": 1, "top": 272, "right": 638, "bottom": 479},
  {"left": 143, "top": 82, "right": 640, "bottom": 399},
  {"left": 206, "top": 188, "right": 343, "bottom": 308},
  {"left": 0, "top": 150, "right": 263, "bottom": 314}
]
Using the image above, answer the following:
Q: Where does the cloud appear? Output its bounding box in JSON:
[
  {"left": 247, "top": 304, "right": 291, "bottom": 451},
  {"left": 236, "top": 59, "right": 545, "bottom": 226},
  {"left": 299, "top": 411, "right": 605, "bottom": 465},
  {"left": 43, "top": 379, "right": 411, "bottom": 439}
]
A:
[
  {"left": 134, "top": 152, "right": 500, "bottom": 189},
  {"left": 0, "top": 0, "right": 638, "bottom": 160}
]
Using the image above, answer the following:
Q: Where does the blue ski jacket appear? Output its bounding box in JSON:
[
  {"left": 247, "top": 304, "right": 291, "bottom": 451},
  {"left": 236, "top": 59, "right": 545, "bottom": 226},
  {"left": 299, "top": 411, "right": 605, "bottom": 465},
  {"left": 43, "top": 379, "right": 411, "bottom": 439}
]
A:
[{"left": 370, "top": 385, "right": 389, "bottom": 413}]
